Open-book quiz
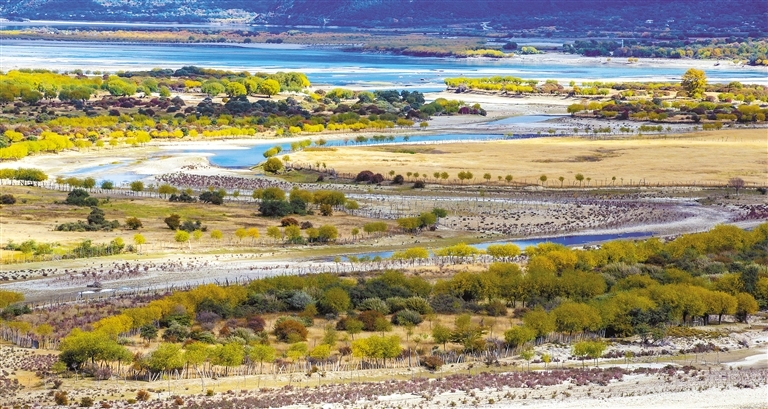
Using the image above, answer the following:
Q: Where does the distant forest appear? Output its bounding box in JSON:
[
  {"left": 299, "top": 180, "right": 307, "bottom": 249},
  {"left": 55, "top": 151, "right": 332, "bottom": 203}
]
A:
[{"left": 1, "top": 0, "right": 766, "bottom": 38}]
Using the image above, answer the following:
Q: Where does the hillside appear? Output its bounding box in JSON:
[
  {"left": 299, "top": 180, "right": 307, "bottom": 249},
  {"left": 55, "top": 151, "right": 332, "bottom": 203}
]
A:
[{"left": 1, "top": 0, "right": 766, "bottom": 37}]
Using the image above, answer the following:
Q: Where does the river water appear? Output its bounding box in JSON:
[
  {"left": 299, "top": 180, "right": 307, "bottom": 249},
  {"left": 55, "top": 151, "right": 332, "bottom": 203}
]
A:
[
  {"left": 336, "top": 231, "right": 655, "bottom": 261},
  {"left": 2, "top": 40, "right": 766, "bottom": 89}
]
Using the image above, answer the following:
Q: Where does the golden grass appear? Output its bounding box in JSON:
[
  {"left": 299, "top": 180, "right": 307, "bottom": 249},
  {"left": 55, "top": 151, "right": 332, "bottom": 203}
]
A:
[
  {"left": 288, "top": 129, "right": 768, "bottom": 186},
  {"left": 0, "top": 186, "right": 390, "bottom": 256}
]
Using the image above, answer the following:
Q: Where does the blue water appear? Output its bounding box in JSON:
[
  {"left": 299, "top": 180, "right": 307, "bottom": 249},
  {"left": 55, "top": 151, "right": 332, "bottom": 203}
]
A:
[
  {"left": 3, "top": 40, "right": 766, "bottom": 87},
  {"left": 339, "top": 231, "right": 654, "bottom": 261},
  {"left": 168, "top": 133, "right": 506, "bottom": 168},
  {"left": 488, "top": 115, "right": 567, "bottom": 125}
]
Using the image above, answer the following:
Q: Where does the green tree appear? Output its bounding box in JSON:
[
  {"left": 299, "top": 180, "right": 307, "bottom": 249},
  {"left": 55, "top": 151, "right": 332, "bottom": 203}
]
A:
[
  {"left": 572, "top": 340, "right": 606, "bottom": 367},
  {"left": 319, "top": 287, "right": 351, "bottom": 314},
  {"left": 520, "top": 347, "right": 534, "bottom": 371},
  {"left": 575, "top": 173, "right": 585, "bottom": 187},
  {"left": 130, "top": 181, "right": 144, "bottom": 192},
  {"left": 504, "top": 325, "right": 536, "bottom": 348},
  {"left": 201, "top": 81, "right": 225, "bottom": 97},
  {"left": 432, "top": 323, "right": 451, "bottom": 351},
  {"left": 318, "top": 224, "right": 339, "bottom": 242},
  {"left": 522, "top": 308, "right": 554, "bottom": 338},
  {"left": 211, "top": 342, "right": 245, "bottom": 376},
  {"left": 248, "top": 344, "right": 276, "bottom": 374},
  {"left": 140, "top": 324, "right": 158, "bottom": 343},
  {"left": 539, "top": 175, "right": 547, "bottom": 185},
  {"left": 145, "top": 342, "right": 185, "bottom": 373}
]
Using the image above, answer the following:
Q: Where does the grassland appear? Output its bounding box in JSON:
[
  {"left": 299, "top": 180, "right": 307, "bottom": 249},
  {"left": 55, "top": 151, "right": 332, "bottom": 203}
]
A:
[{"left": 288, "top": 129, "right": 768, "bottom": 186}]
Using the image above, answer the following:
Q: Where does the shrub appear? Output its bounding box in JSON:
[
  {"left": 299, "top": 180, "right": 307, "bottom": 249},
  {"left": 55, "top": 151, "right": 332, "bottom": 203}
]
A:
[
  {"left": 421, "top": 355, "right": 444, "bottom": 371},
  {"left": 273, "top": 318, "right": 308, "bottom": 342},
  {"left": 206, "top": 389, "right": 214, "bottom": 397},
  {"left": 430, "top": 293, "right": 464, "bottom": 314},
  {"left": 54, "top": 391, "right": 68, "bottom": 405},
  {"left": 413, "top": 181, "right": 426, "bottom": 188},
  {"left": 199, "top": 191, "right": 224, "bottom": 205},
  {"left": 486, "top": 300, "right": 508, "bottom": 317},
  {"left": 246, "top": 316, "right": 266, "bottom": 332},
  {"left": 164, "top": 214, "right": 181, "bottom": 230},
  {"left": 358, "top": 310, "right": 385, "bottom": 331},
  {"left": 300, "top": 221, "right": 313, "bottom": 229},
  {"left": 281, "top": 217, "right": 299, "bottom": 226},
  {"left": 169, "top": 192, "right": 196, "bottom": 202},
  {"left": 65, "top": 189, "right": 98, "bottom": 206},
  {"left": 405, "top": 297, "right": 433, "bottom": 315},
  {"left": 259, "top": 199, "right": 293, "bottom": 217},
  {"left": 355, "top": 170, "right": 375, "bottom": 182},
  {"left": 0, "top": 194, "right": 16, "bottom": 204},
  {"left": 79, "top": 396, "right": 94, "bottom": 407},
  {"left": 319, "top": 203, "right": 333, "bottom": 216},
  {"left": 125, "top": 217, "right": 143, "bottom": 230},
  {"left": 392, "top": 175, "right": 405, "bottom": 184},
  {"left": 392, "top": 309, "right": 423, "bottom": 325},
  {"left": 286, "top": 291, "right": 314, "bottom": 311},
  {"left": 386, "top": 297, "right": 408, "bottom": 314},
  {"left": 357, "top": 298, "right": 390, "bottom": 314},
  {"left": 136, "top": 390, "right": 150, "bottom": 402}
]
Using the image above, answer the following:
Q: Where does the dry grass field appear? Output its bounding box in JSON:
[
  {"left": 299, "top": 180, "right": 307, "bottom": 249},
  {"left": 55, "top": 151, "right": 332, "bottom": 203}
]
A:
[
  {"left": 0, "top": 185, "right": 394, "bottom": 261},
  {"left": 289, "top": 129, "right": 768, "bottom": 186}
]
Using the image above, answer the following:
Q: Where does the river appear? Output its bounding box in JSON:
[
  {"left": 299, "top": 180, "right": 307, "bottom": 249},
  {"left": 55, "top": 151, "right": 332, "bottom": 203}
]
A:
[{"left": 2, "top": 40, "right": 766, "bottom": 89}]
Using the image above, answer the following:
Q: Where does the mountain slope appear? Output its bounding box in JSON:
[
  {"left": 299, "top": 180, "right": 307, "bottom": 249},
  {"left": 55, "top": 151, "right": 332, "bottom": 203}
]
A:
[{"left": 1, "top": 0, "right": 765, "bottom": 33}]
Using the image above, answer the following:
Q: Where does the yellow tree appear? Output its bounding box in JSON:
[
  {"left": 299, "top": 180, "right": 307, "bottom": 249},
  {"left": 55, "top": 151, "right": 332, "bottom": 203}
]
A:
[{"left": 681, "top": 68, "right": 707, "bottom": 99}]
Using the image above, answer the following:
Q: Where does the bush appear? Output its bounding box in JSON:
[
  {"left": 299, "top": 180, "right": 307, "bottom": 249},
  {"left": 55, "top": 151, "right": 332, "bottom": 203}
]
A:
[
  {"left": 421, "top": 355, "right": 444, "bottom": 371},
  {"left": 319, "top": 203, "right": 333, "bottom": 216},
  {"left": 164, "top": 214, "right": 181, "bottom": 230},
  {"left": 263, "top": 157, "right": 284, "bottom": 173},
  {"left": 392, "top": 175, "right": 404, "bottom": 184},
  {"left": 386, "top": 297, "right": 408, "bottom": 314},
  {"left": 199, "top": 191, "right": 224, "bottom": 205},
  {"left": 392, "top": 309, "right": 423, "bottom": 325},
  {"left": 79, "top": 396, "right": 94, "bottom": 407},
  {"left": 405, "top": 297, "right": 433, "bottom": 315},
  {"left": 357, "top": 298, "right": 390, "bottom": 314},
  {"left": 430, "top": 294, "right": 464, "bottom": 314},
  {"left": 169, "top": 192, "right": 196, "bottom": 202},
  {"left": 125, "top": 217, "right": 143, "bottom": 230},
  {"left": 358, "top": 310, "right": 385, "bottom": 331},
  {"left": 136, "top": 390, "right": 150, "bottom": 402},
  {"left": 65, "top": 189, "right": 98, "bottom": 206},
  {"left": 0, "top": 194, "right": 16, "bottom": 204},
  {"left": 273, "top": 318, "right": 308, "bottom": 342},
  {"left": 413, "top": 181, "right": 426, "bottom": 189},
  {"left": 246, "top": 316, "right": 266, "bottom": 332},
  {"left": 54, "top": 391, "right": 68, "bottom": 405},
  {"left": 486, "top": 300, "right": 508, "bottom": 317},
  {"left": 259, "top": 199, "right": 293, "bottom": 217},
  {"left": 206, "top": 389, "right": 214, "bottom": 397},
  {"left": 281, "top": 217, "right": 299, "bottom": 226},
  {"left": 355, "top": 170, "right": 375, "bottom": 182}
]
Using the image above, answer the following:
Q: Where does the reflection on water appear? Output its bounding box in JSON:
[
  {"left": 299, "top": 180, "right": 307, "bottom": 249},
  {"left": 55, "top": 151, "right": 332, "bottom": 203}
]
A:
[{"left": 337, "top": 231, "right": 654, "bottom": 261}]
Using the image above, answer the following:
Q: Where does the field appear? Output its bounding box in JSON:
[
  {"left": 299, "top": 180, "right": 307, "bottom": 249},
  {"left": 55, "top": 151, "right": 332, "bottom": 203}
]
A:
[{"left": 289, "top": 129, "right": 768, "bottom": 187}]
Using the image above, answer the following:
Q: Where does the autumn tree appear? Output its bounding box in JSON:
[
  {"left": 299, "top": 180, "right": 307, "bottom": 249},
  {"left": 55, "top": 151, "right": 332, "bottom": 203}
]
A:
[{"left": 681, "top": 68, "right": 707, "bottom": 99}]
